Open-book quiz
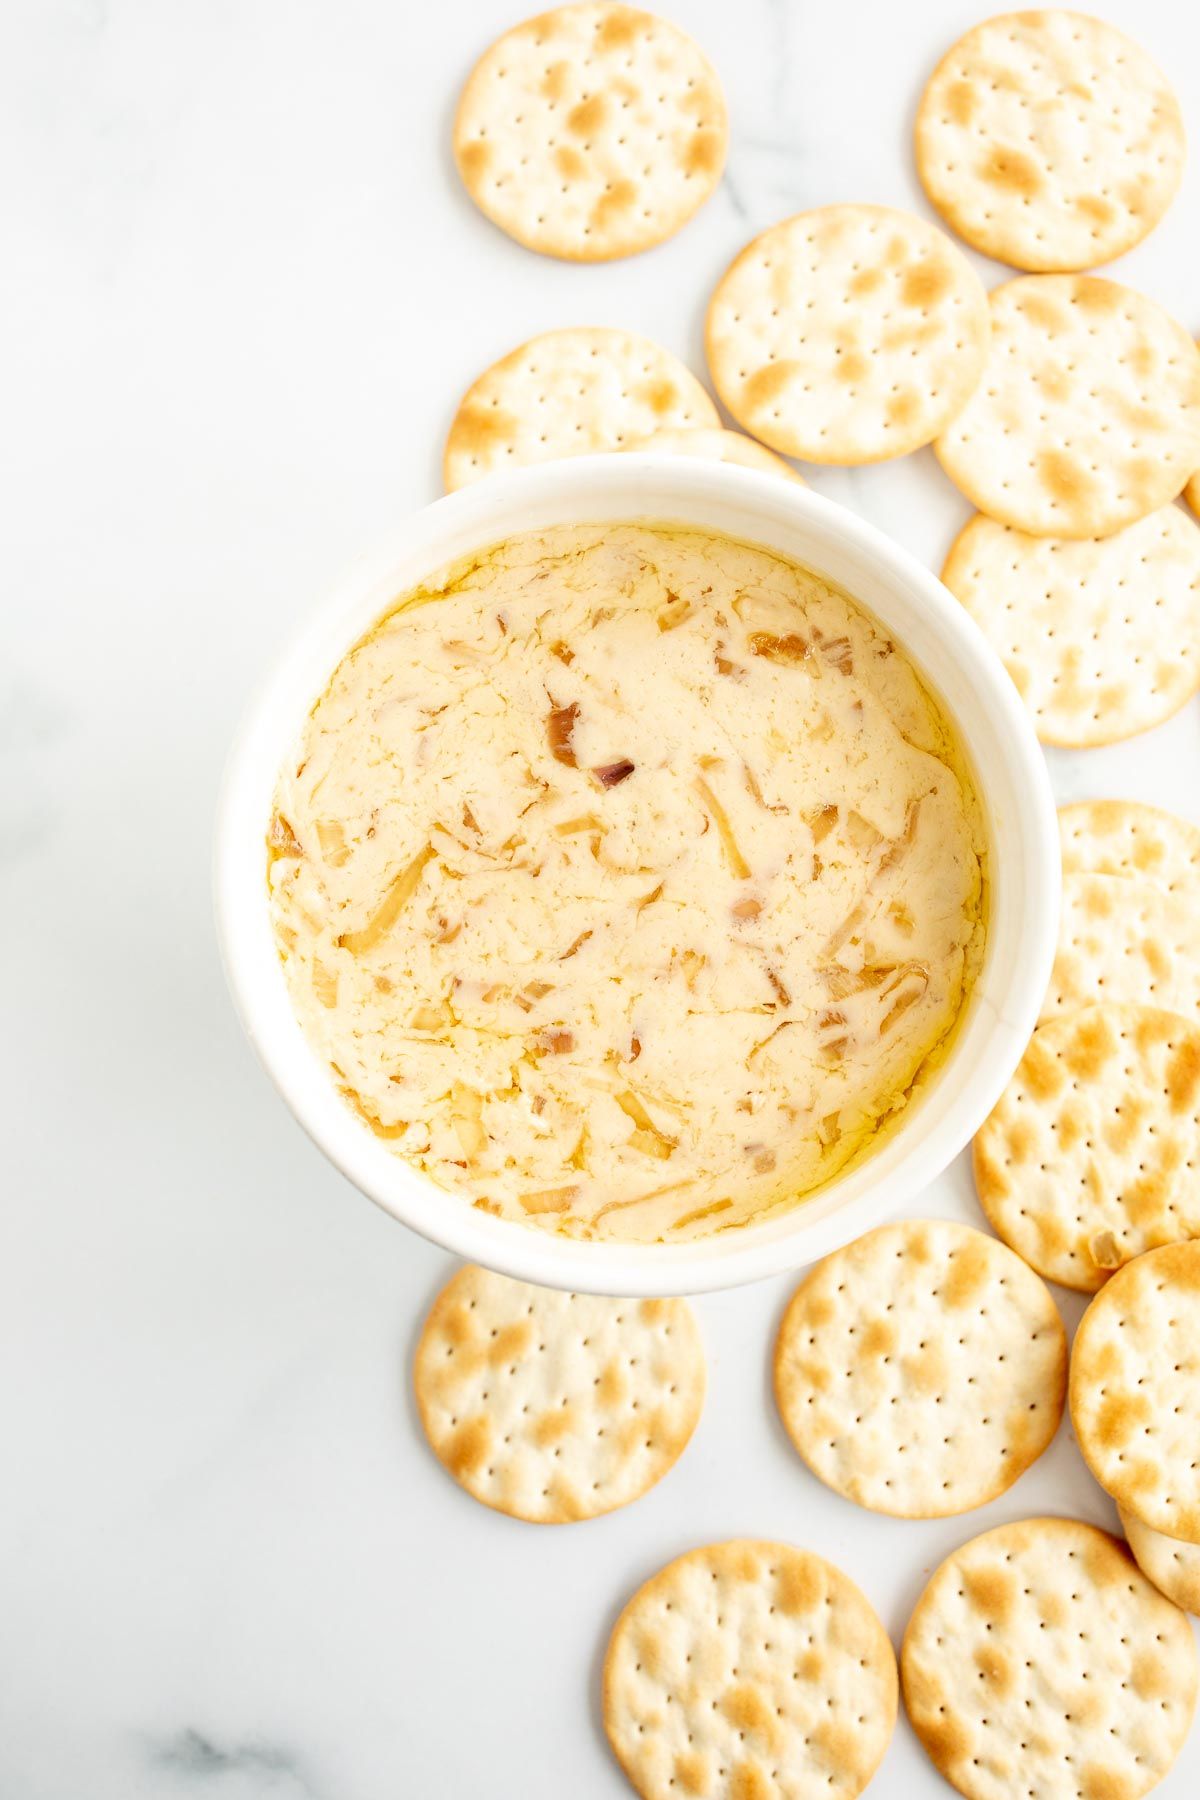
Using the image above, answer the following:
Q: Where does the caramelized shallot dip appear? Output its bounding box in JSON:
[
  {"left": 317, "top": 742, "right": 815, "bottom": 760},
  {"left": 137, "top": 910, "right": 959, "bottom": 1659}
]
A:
[{"left": 268, "top": 524, "right": 985, "bottom": 1242}]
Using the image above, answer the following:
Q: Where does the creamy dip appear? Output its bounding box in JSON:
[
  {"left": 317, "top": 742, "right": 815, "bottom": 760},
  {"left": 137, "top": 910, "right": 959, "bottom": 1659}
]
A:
[{"left": 268, "top": 523, "right": 986, "bottom": 1243}]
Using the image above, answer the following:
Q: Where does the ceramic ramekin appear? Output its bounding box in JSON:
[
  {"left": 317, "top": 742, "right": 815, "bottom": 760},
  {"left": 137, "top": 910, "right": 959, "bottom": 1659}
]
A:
[{"left": 215, "top": 456, "right": 1059, "bottom": 1295}]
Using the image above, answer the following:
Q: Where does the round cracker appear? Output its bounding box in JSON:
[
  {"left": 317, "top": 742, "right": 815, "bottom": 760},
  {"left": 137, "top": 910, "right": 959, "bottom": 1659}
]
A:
[
  {"left": 1120, "top": 1506, "right": 1200, "bottom": 1615},
  {"left": 453, "top": 3, "right": 727, "bottom": 262},
  {"left": 623, "top": 425, "right": 804, "bottom": 481},
  {"left": 1040, "top": 872, "right": 1200, "bottom": 1023},
  {"left": 942, "top": 506, "right": 1200, "bottom": 747},
  {"left": 603, "top": 1539, "right": 897, "bottom": 1800},
  {"left": 902, "top": 1516, "right": 1198, "bottom": 1800},
  {"left": 936, "top": 275, "right": 1200, "bottom": 539},
  {"left": 974, "top": 1004, "right": 1200, "bottom": 1292},
  {"left": 413, "top": 1264, "right": 704, "bottom": 1522},
  {"left": 1071, "top": 1241, "right": 1200, "bottom": 1541},
  {"left": 443, "top": 327, "right": 719, "bottom": 489},
  {"left": 773, "top": 1220, "right": 1065, "bottom": 1518},
  {"left": 1059, "top": 800, "right": 1200, "bottom": 898},
  {"left": 915, "top": 12, "right": 1185, "bottom": 273},
  {"left": 704, "top": 204, "right": 990, "bottom": 464}
]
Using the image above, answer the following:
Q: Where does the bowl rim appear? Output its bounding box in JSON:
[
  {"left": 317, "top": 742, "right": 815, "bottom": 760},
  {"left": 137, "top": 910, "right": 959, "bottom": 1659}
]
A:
[{"left": 214, "top": 455, "right": 1060, "bottom": 1295}]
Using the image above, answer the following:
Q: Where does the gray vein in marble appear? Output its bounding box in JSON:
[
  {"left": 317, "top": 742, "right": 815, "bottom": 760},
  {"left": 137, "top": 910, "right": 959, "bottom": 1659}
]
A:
[{"left": 150, "top": 1730, "right": 321, "bottom": 1796}]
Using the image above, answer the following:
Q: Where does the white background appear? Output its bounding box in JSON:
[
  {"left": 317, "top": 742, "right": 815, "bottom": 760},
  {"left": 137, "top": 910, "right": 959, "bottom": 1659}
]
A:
[{"left": 3, "top": 0, "right": 1199, "bottom": 1795}]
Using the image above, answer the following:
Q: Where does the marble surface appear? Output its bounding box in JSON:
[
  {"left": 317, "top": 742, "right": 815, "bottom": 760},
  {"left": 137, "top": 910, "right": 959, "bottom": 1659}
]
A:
[{"left": 3, "top": 0, "right": 1199, "bottom": 1794}]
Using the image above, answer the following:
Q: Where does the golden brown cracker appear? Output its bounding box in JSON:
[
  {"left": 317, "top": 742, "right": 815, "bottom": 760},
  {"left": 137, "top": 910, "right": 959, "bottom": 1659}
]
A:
[
  {"left": 774, "top": 1220, "right": 1065, "bottom": 1516},
  {"left": 902, "top": 1516, "right": 1197, "bottom": 1800},
  {"left": 942, "top": 507, "right": 1200, "bottom": 747},
  {"left": 705, "top": 204, "right": 989, "bottom": 464},
  {"left": 936, "top": 276, "right": 1200, "bottom": 538},
  {"left": 1071, "top": 1242, "right": 1200, "bottom": 1541},
  {"left": 453, "top": 4, "right": 727, "bottom": 261},
  {"left": 916, "top": 12, "right": 1184, "bottom": 271},
  {"left": 974, "top": 1004, "right": 1200, "bottom": 1291},
  {"left": 1041, "top": 873, "right": 1200, "bottom": 1023},
  {"left": 444, "top": 327, "right": 718, "bottom": 489},
  {"left": 1121, "top": 1506, "right": 1200, "bottom": 1615},
  {"left": 604, "top": 1539, "right": 896, "bottom": 1800},
  {"left": 1059, "top": 800, "right": 1200, "bottom": 898},
  {"left": 414, "top": 1264, "right": 704, "bottom": 1521}
]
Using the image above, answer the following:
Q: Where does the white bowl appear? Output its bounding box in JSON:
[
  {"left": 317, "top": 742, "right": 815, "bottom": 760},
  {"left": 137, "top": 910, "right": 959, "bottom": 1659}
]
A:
[{"left": 215, "top": 456, "right": 1059, "bottom": 1295}]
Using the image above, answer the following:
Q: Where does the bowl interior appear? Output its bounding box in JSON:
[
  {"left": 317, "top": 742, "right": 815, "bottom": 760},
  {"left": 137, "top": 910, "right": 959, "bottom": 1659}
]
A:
[{"left": 215, "top": 456, "right": 1059, "bottom": 1294}]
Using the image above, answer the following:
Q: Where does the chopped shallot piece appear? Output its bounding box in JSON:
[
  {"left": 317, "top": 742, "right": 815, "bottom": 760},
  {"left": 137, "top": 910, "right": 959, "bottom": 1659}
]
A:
[
  {"left": 822, "top": 903, "right": 867, "bottom": 957},
  {"left": 749, "top": 631, "right": 811, "bottom": 667},
  {"left": 547, "top": 702, "right": 580, "bottom": 766},
  {"left": 877, "top": 798, "right": 923, "bottom": 874},
  {"left": 817, "top": 633, "right": 853, "bottom": 673},
  {"left": 312, "top": 960, "right": 338, "bottom": 1009},
  {"left": 694, "top": 776, "right": 751, "bottom": 880},
  {"left": 670, "top": 1198, "right": 733, "bottom": 1231},
  {"left": 341, "top": 1086, "right": 409, "bottom": 1141},
  {"left": 878, "top": 967, "right": 930, "bottom": 1034},
  {"left": 450, "top": 1084, "right": 487, "bottom": 1159},
  {"left": 628, "top": 1129, "right": 673, "bottom": 1160},
  {"left": 535, "top": 1028, "right": 574, "bottom": 1055},
  {"left": 519, "top": 1185, "right": 578, "bottom": 1215},
  {"left": 549, "top": 640, "right": 574, "bottom": 664},
  {"left": 337, "top": 846, "right": 435, "bottom": 953},
  {"left": 268, "top": 812, "right": 302, "bottom": 858},
  {"left": 819, "top": 962, "right": 893, "bottom": 999},
  {"left": 816, "top": 1111, "right": 841, "bottom": 1147},
  {"left": 615, "top": 1090, "right": 677, "bottom": 1159},
  {"left": 806, "top": 803, "right": 838, "bottom": 843},
  {"left": 591, "top": 1179, "right": 693, "bottom": 1225},
  {"left": 679, "top": 949, "right": 707, "bottom": 993},
  {"left": 731, "top": 896, "right": 762, "bottom": 920},
  {"left": 805, "top": 806, "right": 834, "bottom": 846},
  {"left": 748, "top": 1019, "right": 795, "bottom": 1067},
  {"left": 765, "top": 968, "right": 791, "bottom": 1007},
  {"left": 743, "top": 763, "right": 786, "bottom": 813},
  {"left": 315, "top": 819, "right": 351, "bottom": 866},
  {"left": 846, "top": 810, "right": 882, "bottom": 852},
  {"left": 889, "top": 899, "right": 915, "bottom": 936},
  {"left": 657, "top": 595, "right": 693, "bottom": 631},
  {"left": 594, "top": 760, "right": 635, "bottom": 788}
]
